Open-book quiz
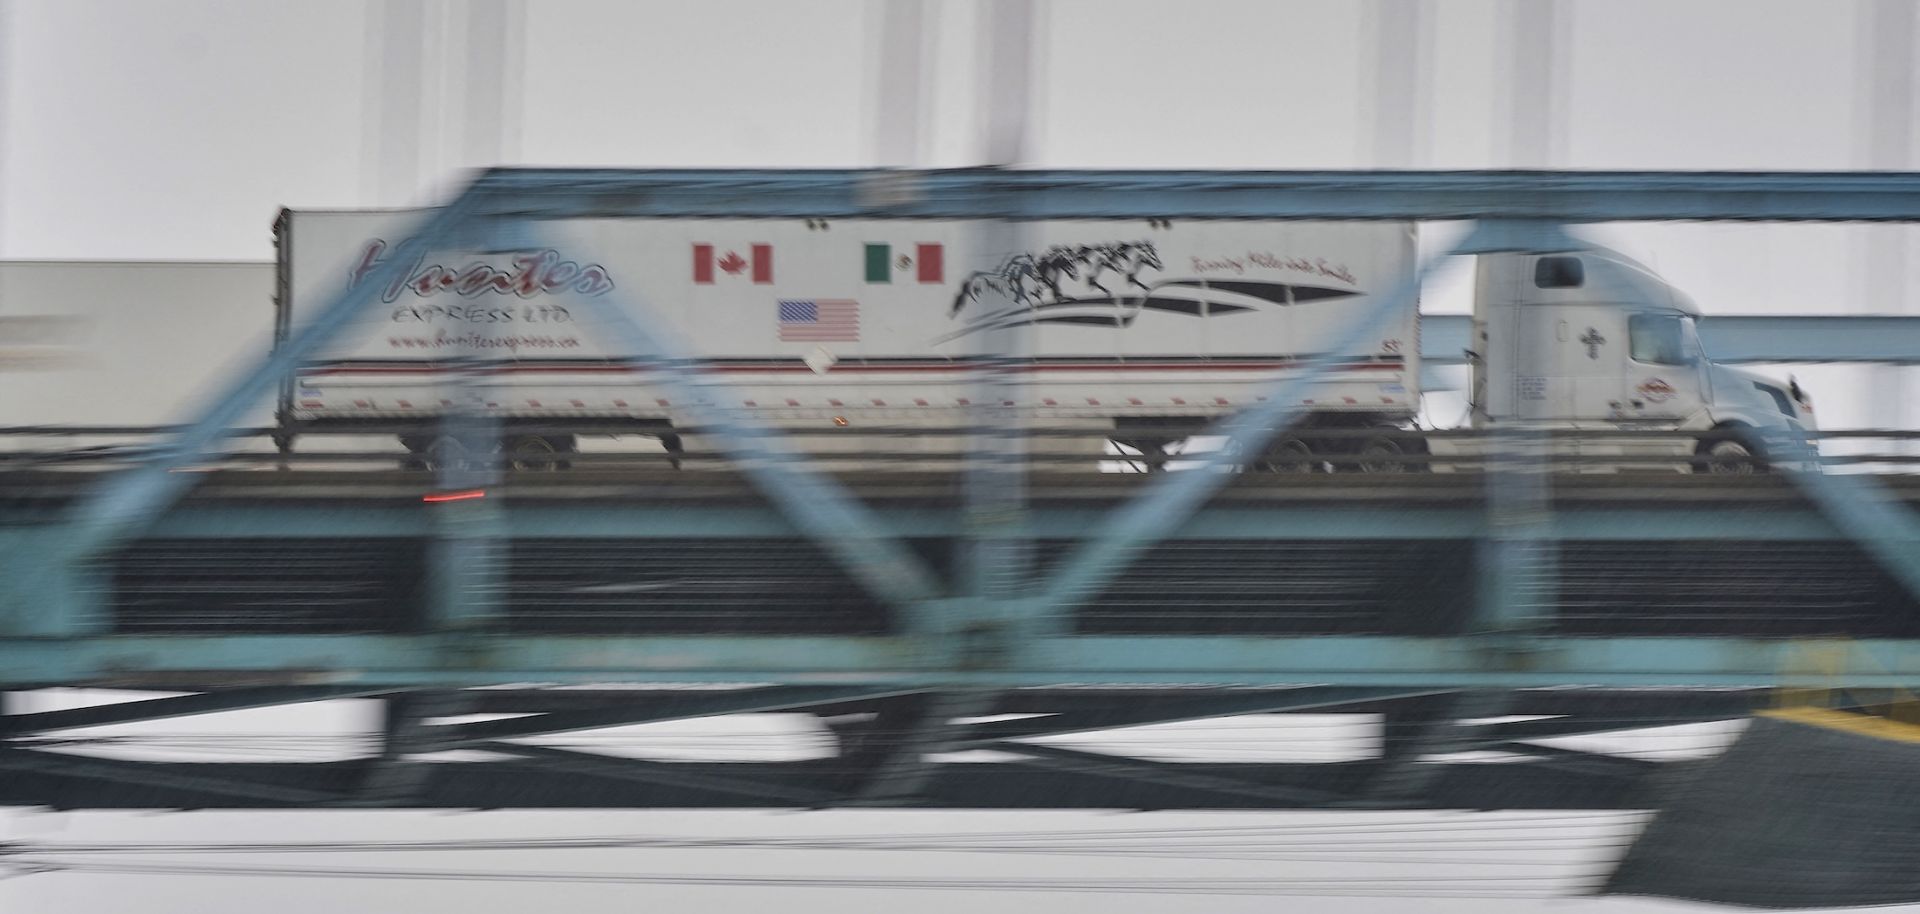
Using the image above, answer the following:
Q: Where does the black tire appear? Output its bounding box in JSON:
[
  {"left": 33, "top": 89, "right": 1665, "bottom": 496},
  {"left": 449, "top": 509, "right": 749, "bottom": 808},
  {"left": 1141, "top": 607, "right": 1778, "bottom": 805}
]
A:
[
  {"left": 1694, "top": 429, "right": 1767, "bottom": 476},
  {"left": 1354, "top": 435, "right": 1413, "bottom": 474},
  {"left": 424, "top": 435, "right": 473, "bottom": 473},
  {"left": 399, "top": 434, "right": 486, "bottom": 473},
  {"left": 1256, "top": 438, "right": 1317, "bottom": 474},
  {"left": 506, "top": 435, "right": 574, "bottom": 472}
]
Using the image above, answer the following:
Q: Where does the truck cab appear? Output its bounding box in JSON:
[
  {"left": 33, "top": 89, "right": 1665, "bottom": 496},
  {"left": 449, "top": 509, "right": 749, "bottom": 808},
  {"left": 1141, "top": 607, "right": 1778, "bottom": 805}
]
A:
[{"left": 1468, "top": 247, "right": 1812, "bottom": 472}]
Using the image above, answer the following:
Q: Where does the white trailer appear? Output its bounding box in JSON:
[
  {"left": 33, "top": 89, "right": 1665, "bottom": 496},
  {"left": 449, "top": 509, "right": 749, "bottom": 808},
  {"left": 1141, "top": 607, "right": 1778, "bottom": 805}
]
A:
[{"left": 274, "top": 211, "right": 1423, "bottom": 466}]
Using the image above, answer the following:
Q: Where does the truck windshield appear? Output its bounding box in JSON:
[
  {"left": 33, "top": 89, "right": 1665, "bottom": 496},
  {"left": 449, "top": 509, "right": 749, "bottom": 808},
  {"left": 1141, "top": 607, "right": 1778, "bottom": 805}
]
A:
[{"left": 1629, "top": 313, "right": 1695, "bottom": 365}]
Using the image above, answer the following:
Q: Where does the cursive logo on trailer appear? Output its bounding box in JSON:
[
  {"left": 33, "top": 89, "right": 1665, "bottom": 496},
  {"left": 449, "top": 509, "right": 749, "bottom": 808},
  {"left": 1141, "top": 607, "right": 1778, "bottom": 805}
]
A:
[
  {"left": 348, "top": 240, "right": 616, "bottom": 305},
  {"left": 941, "top": 240, "right": 1363, "bottom": 341}
]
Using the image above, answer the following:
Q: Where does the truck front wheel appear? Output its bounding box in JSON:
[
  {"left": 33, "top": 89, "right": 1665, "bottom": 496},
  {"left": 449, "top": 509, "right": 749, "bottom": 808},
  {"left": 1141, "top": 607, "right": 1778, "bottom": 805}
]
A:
[{"left": 1694, "top": 434, "right": 1765, "bottom": 476}]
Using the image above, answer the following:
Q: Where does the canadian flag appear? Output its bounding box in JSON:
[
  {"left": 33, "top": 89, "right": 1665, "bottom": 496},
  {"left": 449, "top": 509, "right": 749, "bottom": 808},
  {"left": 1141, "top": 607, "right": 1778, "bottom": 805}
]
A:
[{"left": 693, "top": 243, "right": 772, "bottom": 284}]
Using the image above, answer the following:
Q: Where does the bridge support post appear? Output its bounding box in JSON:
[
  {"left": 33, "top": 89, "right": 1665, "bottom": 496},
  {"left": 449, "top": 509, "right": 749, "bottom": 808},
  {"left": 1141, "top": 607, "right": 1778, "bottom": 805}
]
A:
[
  {"left": 1477, "top": 424, "right": 1555, "bottom": 636},
  {"left": 961, "top": 209, "right": 1053, "bottom": 660},
  {"left": 423, "top": 360, "right": 507, "bottom": 633},
  {"left": 425, "top": 498, "right": 507, "bottom": 632},
  {"left": 1456, "top": 219, "right": 1580, "bottom": 640}
]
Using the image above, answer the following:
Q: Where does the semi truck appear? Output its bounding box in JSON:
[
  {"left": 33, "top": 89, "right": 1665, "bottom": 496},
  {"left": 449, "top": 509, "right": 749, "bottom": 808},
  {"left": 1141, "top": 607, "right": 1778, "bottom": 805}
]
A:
[{"left": 271, "top": 208, "right": 1811, "bottom": 472}]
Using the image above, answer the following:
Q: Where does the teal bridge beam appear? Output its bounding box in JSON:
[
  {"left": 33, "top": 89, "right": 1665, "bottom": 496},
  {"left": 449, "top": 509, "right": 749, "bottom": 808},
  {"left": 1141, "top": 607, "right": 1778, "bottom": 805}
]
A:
[{"left": 457, "top": 168, "right": 1920, "bottom": 222}]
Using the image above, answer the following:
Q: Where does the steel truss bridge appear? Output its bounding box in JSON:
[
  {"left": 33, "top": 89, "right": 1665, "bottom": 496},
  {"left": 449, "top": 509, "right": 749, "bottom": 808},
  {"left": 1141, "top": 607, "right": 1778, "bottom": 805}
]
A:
[{"left": 6, "top": 169, "right": 1920, "bottom": 812}]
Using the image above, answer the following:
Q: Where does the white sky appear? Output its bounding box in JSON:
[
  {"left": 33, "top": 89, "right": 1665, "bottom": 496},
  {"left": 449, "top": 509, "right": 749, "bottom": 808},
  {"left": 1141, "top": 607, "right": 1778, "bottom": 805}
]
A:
[{"left": 3, "top": 1, "right": 1919, "bottom": 911}]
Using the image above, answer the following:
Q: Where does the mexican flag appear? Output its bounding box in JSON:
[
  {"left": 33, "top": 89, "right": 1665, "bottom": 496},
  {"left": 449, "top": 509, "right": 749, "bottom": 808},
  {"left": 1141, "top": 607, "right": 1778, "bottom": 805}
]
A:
[{"left": 863, "top": 243, "right": 943, "bottom": 284}]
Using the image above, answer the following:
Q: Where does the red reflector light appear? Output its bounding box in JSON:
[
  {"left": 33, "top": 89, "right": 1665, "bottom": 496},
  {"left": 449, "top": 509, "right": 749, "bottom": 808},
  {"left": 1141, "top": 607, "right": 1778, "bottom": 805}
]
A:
[{"left": 423, "top": 489, "right": 486, "bottom": 503}]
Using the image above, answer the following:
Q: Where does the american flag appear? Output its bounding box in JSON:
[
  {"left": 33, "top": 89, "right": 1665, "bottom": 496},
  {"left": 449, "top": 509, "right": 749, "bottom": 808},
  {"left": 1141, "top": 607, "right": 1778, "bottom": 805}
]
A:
[{"left": 777, "top": 299, "right": 860, "bottom": 342}]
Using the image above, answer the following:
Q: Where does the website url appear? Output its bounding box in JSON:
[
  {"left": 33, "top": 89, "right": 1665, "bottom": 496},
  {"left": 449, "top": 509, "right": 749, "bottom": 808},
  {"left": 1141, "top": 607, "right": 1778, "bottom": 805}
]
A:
[{"left": 388, "top": 333, "right": 583, "bottom": 351}]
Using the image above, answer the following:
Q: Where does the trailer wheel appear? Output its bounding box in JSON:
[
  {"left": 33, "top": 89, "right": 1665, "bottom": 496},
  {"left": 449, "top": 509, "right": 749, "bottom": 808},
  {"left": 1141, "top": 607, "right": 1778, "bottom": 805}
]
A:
[
  {"left": 1694, "top": 433, "right": 1765, "bottom": 476},
  {"left": 506, "top": 435, "right": 573, "bottom": 472},
  {"left": 425, "top": 436, "right": 476, "bottom": 473},
  {"left": 1355, "top": 435, "right": 1412, "bottom": 474},
  {"left": 1256, "top": 438, "right": 1317, "bottom": 474},
  {"left": 397, "top": 435, "right": 477, "bottom": 473}
]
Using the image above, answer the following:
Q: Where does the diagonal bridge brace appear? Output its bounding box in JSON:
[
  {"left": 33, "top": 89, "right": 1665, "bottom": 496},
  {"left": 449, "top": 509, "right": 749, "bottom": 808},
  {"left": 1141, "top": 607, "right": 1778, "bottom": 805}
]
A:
[
  {"left": 512, "top": 217, "right": 944, "bottom": 609},
  {"left": 986, "top": 741, "right": 1348, "bottom": 807},
  {"left": 1034, "top": 226, "right": 1482, "bottom": 618},
  {"left": 425, "top": 685, "right": 922, "bottom": 746},
  {"left": 55, "top": 200, "right": 481, "bottom": 561},
  {"left": 473, "top": 742, "right": 834, "bottom": 806},
  {"left": 1, "top": 685, "right": 395, "bottom": 735},
  {"left": 953, "top": 687, "right": 1456, "bottom": 745}
]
